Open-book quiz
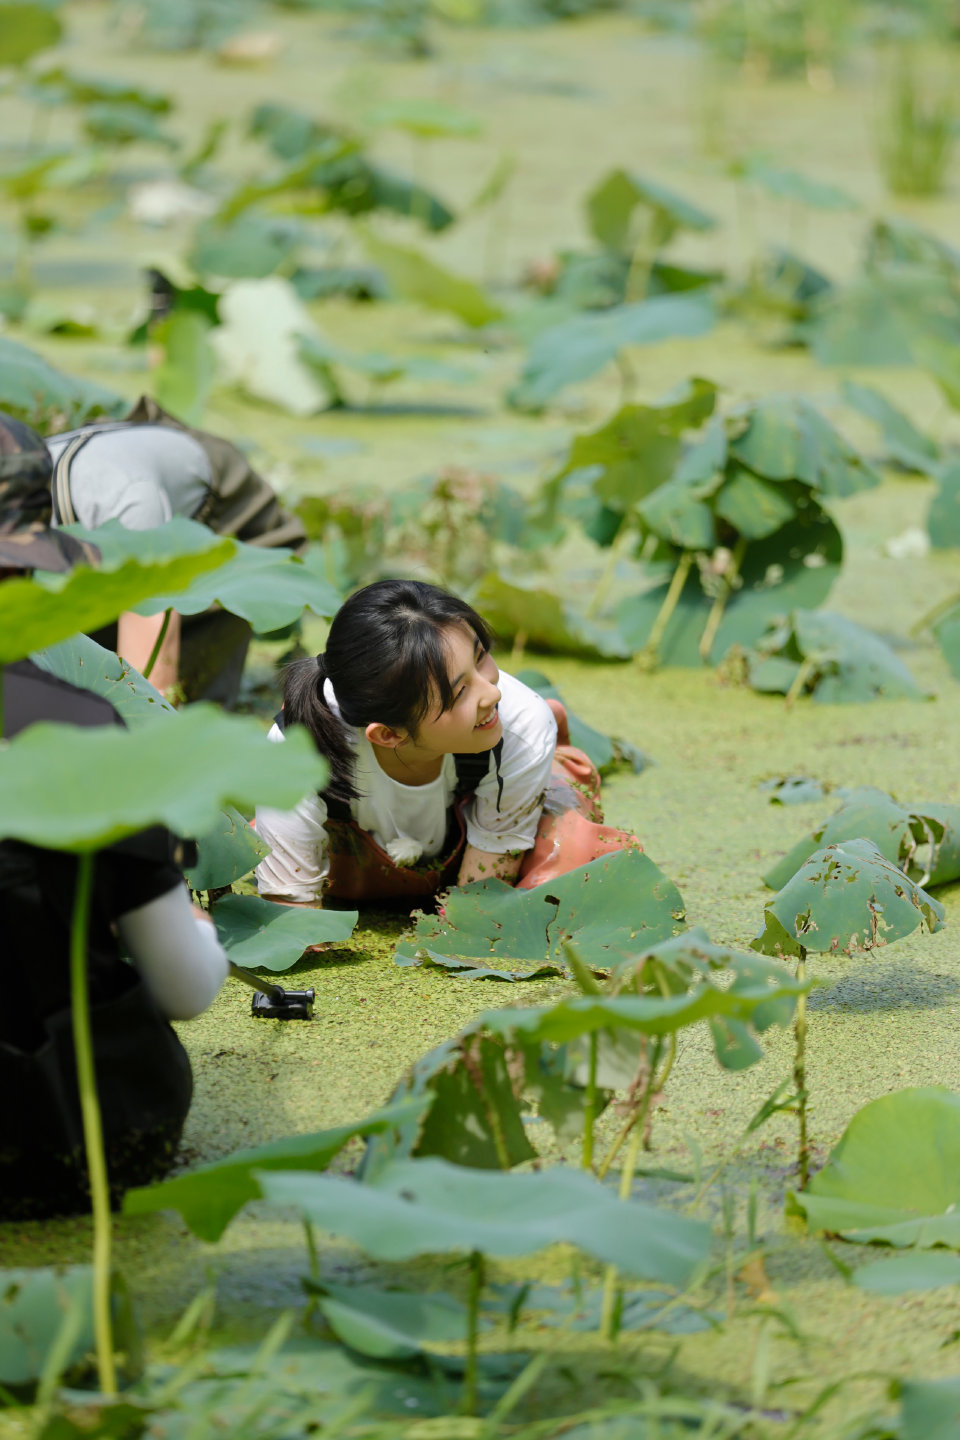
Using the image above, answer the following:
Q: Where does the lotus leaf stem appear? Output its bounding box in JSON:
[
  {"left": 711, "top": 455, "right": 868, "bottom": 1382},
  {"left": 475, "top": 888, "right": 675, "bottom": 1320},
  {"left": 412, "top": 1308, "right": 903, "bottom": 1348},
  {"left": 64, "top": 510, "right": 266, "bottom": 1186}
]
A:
[
  {"left": 637, "top": 552, "right": 693, "bottom": 671},
  {"left": 910, "top": 589, "right": 960, "bottom": 638},
  {"left": 462, "top": 1250, "right": 485, "bottom": 1416},
  {"left": 70, "top": 850, "right": 117, "bottom": 1396},
  {"left": 784, "top": 656, "right": 816, "bottom": 708},
  {"left": 794, "top": 954, "right": 809, "bottom": 1190},
  {"left": 698, "top": 537, "right": 747, "bottom": 662},
  {"left": 582, "top": 1032, "right": 598, "bottom": 1171},
  {"left": 586, "top": 521, "right": 633, "bottom": 620},
  {"left": 600, "top": 1037, "right": 663, "bottom": 1342},
  {"left": 142, "top": 608, "right": 172, "bottom": 683}
]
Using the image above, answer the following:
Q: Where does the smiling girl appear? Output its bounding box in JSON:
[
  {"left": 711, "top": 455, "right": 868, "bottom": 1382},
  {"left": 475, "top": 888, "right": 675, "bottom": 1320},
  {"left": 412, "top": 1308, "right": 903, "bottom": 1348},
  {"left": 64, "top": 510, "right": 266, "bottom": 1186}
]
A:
[{"left": 255, "top": 579, "right": 635, "bottom": 906}]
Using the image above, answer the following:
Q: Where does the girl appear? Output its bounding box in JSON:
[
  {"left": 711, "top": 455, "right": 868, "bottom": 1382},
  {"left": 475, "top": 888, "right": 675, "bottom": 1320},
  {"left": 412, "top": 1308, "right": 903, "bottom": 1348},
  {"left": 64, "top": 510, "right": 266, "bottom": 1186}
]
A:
[{"left": 255, "top": 579, "right": 636, "bottom": 906}]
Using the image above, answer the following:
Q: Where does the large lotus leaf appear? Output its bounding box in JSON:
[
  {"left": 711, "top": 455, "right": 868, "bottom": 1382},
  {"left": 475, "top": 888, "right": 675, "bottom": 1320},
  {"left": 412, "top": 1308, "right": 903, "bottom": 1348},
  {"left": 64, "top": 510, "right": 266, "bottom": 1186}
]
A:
[
  {"left": 212, "top": 893, "right": 356, "bottom": 971},
  {"left": 753, "top": 838, "right": 944, "bottom": 959},
  {"left": 913, "top": 803, "right": 960, "bottom": 887},
  {"left": 787, "top": 1089, "right": 960, "bottom": 1248},
  {"left": 0, "top": 705, "right": 327, "bottom": 852},
  {"left": 0, "top": 537, "right": 233, "bottom": 664},
  {"left": 257, "top": 1156, "right": 710, "bottom": 1287},
  {"left": 470, "top": 572, "right": 633, "bottom": 659},
  {"left": 763, "top": 786, "right": 912, "bottom": 891},
  {"left": 791, "top": 610, "right": 926, "bottom": 703},
  {"left": 395, "top": 848, "right": 685, "bottom": 972},
  {"left": 124, "top": 1098, "right": 426, "bottom": 1241},
  {"left": 854, "top": 1252, "right": 960, "bottom": 1296},
  {"left": 0, "top": 3, "right": 62, "bottom": 66},
  {"left": 803, "top": 272, "right": 960, "bottom": 367},
  {"left": 32, "top": 632, "right": 271, "bottom": 889},
  {"left": 896, "top": 1376, "right": 960, "bottom": 1440},
  {"left": 637, "top": 478, "right": 716, "bottom": 549},
  {"left": 509, "top": 293, "right": 716, "bottom": 412},
  {"left": 713, "top": 466, "right": 796, "bottom": 539},
  {"left": 549, "top": 381, "right": 717, "bottom": 514},
  {"left": 729, "top": 396, "right": 878, "bottom": 497},
  {"left": 310, "top": 1283, "right": 471, "bottom": 1362},
  {"left": 151, "top": 310, "right": 214, "bottom": 426},
  {"left": 841, "top": 381, "right": 941, "bottom": 477},
  {"left": 617, "top": 501, "right": 843, "bottom": 666},
  {"left": 928, "top": 463, "right": 960, "bottom": 549},
  {"left": 66, "top": 517, "right": 341, "bottom": 632},
  {"left": 586, "top": 169, "right": 716, "bottom": 254},
  {"left": 866, "top": 217, "right": 960, "bottom": 277},
  {"left": 189, "top": 217, "right": 299, "bottom": 279},
  {"left": 0, "top": 334, "right": 124, "bottom": 428}
]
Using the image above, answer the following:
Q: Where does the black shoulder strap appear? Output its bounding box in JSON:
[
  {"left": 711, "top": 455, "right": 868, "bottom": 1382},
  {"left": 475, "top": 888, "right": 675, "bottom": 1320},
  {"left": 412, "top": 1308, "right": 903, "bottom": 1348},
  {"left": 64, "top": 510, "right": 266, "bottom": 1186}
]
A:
[{"left": 454, "top": 739, "right": 504, "bottom": 811}]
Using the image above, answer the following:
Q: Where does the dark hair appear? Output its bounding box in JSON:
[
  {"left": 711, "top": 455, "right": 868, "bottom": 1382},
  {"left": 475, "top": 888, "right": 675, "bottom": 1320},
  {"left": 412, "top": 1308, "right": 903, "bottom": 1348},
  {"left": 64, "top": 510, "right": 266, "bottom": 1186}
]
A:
[{"left": 283, "top": 579, "right": 493, "bottom": 802}]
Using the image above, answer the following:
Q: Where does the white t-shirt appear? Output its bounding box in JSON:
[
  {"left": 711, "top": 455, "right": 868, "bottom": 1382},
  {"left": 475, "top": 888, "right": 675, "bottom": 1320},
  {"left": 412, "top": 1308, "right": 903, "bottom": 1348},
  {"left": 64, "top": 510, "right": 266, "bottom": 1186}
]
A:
[
  {"left": 255, "top": 670, "right": 557, "bottom": 903},
  {"left": 46, "top": 425, "right": 212, "bottom": 531}
]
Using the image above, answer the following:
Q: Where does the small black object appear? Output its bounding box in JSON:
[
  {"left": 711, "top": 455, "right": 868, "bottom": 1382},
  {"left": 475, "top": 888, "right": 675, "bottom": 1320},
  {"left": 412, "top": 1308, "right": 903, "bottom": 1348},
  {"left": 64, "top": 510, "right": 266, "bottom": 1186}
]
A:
[{"left": 250, "top": 987, "right": 315, "bottom": 1021}]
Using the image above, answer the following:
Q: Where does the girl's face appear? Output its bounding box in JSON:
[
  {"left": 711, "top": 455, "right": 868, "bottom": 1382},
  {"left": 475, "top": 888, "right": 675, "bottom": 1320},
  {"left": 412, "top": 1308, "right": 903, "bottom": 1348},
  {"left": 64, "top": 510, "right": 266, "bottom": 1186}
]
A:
[{"left": 409, "top": 621, "right": 503, "bottom": 757}]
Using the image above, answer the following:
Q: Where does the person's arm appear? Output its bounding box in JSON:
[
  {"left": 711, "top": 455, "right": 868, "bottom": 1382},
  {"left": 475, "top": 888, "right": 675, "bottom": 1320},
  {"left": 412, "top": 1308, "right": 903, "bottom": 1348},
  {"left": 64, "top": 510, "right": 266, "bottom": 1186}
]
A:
[
  {"left": 117, "top": 882, "right": 228, "bottom": 1020},
  {"left": 117, "top": 609, "right": 181, "bottom": 696},
  {"left": 255, "top": 792, "right": 329, "bottom": 906},
  {"left": 457, "top": 846, "right": 524, "bottom": 886}
]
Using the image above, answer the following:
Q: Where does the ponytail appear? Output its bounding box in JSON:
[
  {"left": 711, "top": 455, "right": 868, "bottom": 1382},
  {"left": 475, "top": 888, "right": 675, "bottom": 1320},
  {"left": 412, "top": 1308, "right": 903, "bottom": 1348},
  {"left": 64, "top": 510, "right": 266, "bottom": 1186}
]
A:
[{"left": 282, "top": 655, "right": 357, "bottom": 803}]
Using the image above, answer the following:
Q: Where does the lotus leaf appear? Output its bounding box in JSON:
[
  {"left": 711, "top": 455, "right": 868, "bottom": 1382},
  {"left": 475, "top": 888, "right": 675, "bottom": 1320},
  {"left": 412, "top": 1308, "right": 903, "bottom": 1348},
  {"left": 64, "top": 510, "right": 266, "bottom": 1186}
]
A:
[
  {"left": 28, "top": 67, "right": 172, "bottom": 112},
  {"left": 212, "top": 893, "right": 357, "bottom": 971},
  {"left": 309, "top": 1283, "right": 473, "bottom": 1361},
  {"left": 189, "top": 217, "right": 300, "bottom": 280},
  {"left": 0, "top": 1266, "right": 93, "bottom": 1385},
  {"left": 854, "top": 1252, "right": 960, "bottom": 1295},
  {"left": 471, "top": 571, "right": 633, "bottom": 659},
  {"left": 152, "top": 310, "right": 214, "bottom": 424},
  {"left": 257, "top": 1156, "right": 711, "bottom": 1287},
  {"left": 740, "top": 161, "right": 856, "bottom": 212},
  {"left": 248, "top": 102, "right": 345, "bottom": 160},
  {"left": 362, "top": 231, "right": 503, "bottom": 327},
  {"left": 928, "top": 463, "right": 960, "bottom": 548},
  {"left": 82, "top": 102, "right": 178, "bottom": 149},
  {"left": 753, "top": 838, "right": 944, "bottom": 960},
  {"left": 713, "top": 466, "right": 796, "bottom": 539},
  {"left": 395, "top": 848, "right": 684, "bottom": 973},
  {"left": 31, "top": 631, "right": 271, "bottom": 889},
  {"left": 617, "top": 503, "right": 843, "bottom": 666},
  {"left": 763, "top": 786, "right": 960, "bottom": 892},
  {"left": 509, "top": 293, "right": 716, "bottom": 411},
  {"left": 0, "top": 704, "right": 327, "bottom": 851},
  {"left": 787, "top": 1088, "right": 960, "bottom": 1247},
  {"left": 0, "top": 334, "right": 124, "bottom": 428},
  {"left": 124, "top": 1099, "right": 426, "bottom": 1241},
  {"left": 841, "top": 381, "right": 941, "bottom": 476},
  {"left": 0, "top": 536, "right": 232, "bottom": 663},
  {"left": 748, "top": 610, "right": 926, "bottom": 704},
  {"left": 66, "top": 518, "right": 342, "bottom": 633},
  {"left": 549, "top": 380, "right": 717, "bottom": 513},
  {"left": 896, "top": 1375, "right": 960, "bottom": 1440},
  {"left": 0, "top": 3, "right": 62, "bottom": 66},
  {"left": 729, "top": 396, "right": 879, "bottom": 496},
  {"left": 803, "top": 272, "right": 960, "bottom": 368},
  {"left": 586, "top": 169, "right": 716, "bottom": 255}
]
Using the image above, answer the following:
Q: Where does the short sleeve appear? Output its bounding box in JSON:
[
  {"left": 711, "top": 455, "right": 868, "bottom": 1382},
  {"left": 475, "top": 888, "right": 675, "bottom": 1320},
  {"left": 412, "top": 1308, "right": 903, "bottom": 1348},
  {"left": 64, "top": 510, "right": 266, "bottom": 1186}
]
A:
[{"left": 465, "top": 680, "right": 557, "bottom": 854}]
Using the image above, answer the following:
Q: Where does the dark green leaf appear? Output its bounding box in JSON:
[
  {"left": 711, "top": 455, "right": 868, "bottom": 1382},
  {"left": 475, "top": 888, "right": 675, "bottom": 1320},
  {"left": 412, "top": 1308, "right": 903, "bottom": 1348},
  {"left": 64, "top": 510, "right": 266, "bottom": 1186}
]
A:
[
  {"left": 750, "top": 610, "right": 927, "bottom": 704},
  {"left": 190, "top": 217, "right": 300, "bottom": 279},
  {"left": 0, "top": 334, "right": 124, "bottom": 429},
  {"left": 361, "top": 230, "right": 503, "bottom": 327},
  {"left": 186, "top": 808, "right": 269, "bottom": 891},
  {"left": 586, "top": 169, "right": 716, "bottom": 254},
  {"left": 714, "top": 467, "right": 796, "bottom": 539},
  {"left": 0, "top": 1267, "right": 92, "bottom": 1386},
  {"left": 152, "top": 310, "right": 214, "bottom": 425},
  {"left": 896, "top": 1375, "right": 960, "bottom": 1440},
  {"left": 471, "top": 572, "right": 633, "bottom": 659},
  {"left": 395, "top": 848, "right": 685, "bottom": 971},
  {"left": 763, "top": 786, "right": 911, "bottom": 891},
  {"left": 82, "top": 103, "right": 178, "bottom": 149},
  {"left": 212, "top": 893, "right": 356, "bottom": 971},
  {"left": 788, "top": 1088, "right": 960, "bottom": 1247},
  {"left": 412, "top": 1034, "right": 537, "bottom": 1169},
  {"left": 855, "top": 1252, "right": 960, "bottom": 1295},
  {"left": 124, "top": 1099, "right": 427, "bottom": 1241}
]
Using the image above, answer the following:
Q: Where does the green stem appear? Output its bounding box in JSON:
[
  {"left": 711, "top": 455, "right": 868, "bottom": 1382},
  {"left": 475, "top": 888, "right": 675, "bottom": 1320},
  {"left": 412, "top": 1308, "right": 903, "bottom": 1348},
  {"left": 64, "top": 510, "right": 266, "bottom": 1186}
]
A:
[
  {"left": 142, "top": 608, "right": 172, "bottom": 683},
  {"left": 586, "top": 521, "right": 632, "bottom": 620},
  {"left": 795, "top": 955, "right": 809, "bottom": 1190},
  {"left": 698, "top": 537, "right": 747, "bottom": 662},
  {"left": 784, "top": 655, "right": 816, "bottom": 708},
  {"left": 461, "top": 1251, "right": 484, "bottom": 1416},
  {"left": 910, "top": 589, "right": 960, "bottom": 638},
  {"left": 582, "top": 1032, "right": 598, "bottom": 1172},
  {"left": 70, "top": 851, "right": 117, "bottom": 1396},
  {"left": 624, "top": 213, "right": 657, "bottom": 304},
  {"left": 600, "top": 1037, "right": 663, "bottom": 1342},
  {"left": 637, "top": 552, "right": 694, "bottom": 671}
]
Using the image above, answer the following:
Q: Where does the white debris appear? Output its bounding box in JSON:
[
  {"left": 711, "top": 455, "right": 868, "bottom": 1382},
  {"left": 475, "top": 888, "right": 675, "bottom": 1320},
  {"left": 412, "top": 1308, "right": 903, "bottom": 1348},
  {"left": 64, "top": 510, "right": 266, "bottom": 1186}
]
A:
[
  {"left": 211, "top": 277, "right": 328, "bottom": 417},
  {"left": 128, "top": 179, "right": 216, "bottom": 227},
  {"left": 885, "top": 527, "right": 931, "bottom": 560}
]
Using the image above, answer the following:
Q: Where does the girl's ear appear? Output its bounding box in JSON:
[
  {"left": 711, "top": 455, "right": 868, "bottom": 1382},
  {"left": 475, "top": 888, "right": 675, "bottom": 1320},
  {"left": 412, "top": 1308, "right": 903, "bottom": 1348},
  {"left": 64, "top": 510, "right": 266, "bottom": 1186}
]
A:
[{"left": 365, "top": 721, "right": 407, "bottom": 750}]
